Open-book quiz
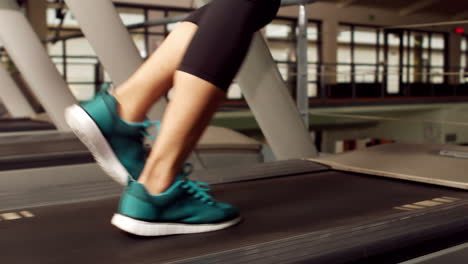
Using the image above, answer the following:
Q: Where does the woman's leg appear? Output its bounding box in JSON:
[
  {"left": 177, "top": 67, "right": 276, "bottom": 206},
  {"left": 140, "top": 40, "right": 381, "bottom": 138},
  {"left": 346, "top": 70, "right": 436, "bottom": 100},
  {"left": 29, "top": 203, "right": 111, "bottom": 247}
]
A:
[
  {"left": 137, "top": 0, "right": 282, "bottom": 194},
  {"left": 110, "top": 0, "right": 281, "bottom": 236},
  {"left": 112, "top": 22, "right": 197, "bottom": 122},
  {"left": 137, "top": 72, "right": 224, "bottom": 194}
]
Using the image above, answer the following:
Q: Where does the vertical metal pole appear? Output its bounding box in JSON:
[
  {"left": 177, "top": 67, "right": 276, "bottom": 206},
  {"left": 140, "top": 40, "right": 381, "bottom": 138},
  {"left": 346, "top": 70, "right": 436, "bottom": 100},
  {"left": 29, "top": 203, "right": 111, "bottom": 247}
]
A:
[
  {"left": 163, "top": 10, "right": 169, "bottom": 37},
  {"left": 62, "top": 39, "right": 67, "bottom": 82},
  {"left": 398, "top": 31, "right": 404, "bottom": 95},
  {"left": 144, "top": 8, "right": 149, "bottom": 57},
  {"left": 350, "top": 25, "right": 356, "bottom": 98},
  {"left": 296, "top": 1, "right": 309, "bottom": 128},
  {"left": 428, "top": 32, "right": 435, "bottom": 96},
  {"left": 0, "top": 0, "right": 76, "bottom": 130},
  {"left": 320, "top": 64, "right": 327, "bottom": 99},
  {"left": 406, "top": 31, "right": 411, "bottom": 85},
  {"left": 94, "top": 62, "right": 104, "bottom": 92},
  {"left": 379, "top": 30, "right": 386, "bottom": 98},
  {"left": 321, "top": 19, "right": 338, "bottom": 97},
  {"left": 384, "top": 30, "right": 389, "bottom": 96}
]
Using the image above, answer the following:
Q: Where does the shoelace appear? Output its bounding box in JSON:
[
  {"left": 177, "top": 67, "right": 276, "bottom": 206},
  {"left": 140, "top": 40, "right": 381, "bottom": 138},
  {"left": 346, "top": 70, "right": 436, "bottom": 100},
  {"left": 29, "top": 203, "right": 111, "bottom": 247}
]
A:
[
  {"left": 180, "top": 163, "right": 215, "bottom": 205},
  {"left": 126, "top": 119, "right": 161, "bottom": 140}
]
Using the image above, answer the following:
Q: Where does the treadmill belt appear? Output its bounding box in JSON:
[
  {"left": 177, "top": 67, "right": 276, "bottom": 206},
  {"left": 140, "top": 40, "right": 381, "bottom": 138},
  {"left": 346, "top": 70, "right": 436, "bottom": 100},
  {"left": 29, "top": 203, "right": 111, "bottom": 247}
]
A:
[
  {"left": 1, "top": 171, "right": 467, "bottom": 263},
  {"left": 0, "top": 118, "right": 55, "bottom": 132},
  {"left": 0, "top": 137, "right": 92, "bottom": 171}
]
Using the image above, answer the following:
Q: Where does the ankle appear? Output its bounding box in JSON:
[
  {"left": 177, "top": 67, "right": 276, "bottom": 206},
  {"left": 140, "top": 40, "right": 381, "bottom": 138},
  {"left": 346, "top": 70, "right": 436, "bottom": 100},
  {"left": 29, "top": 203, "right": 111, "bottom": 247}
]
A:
[
  {"left": 118, "top": 104, "right": 145, "bottom": 123},
  {"left": 112, "top": 92, "right": 145, "bottom": 123},
  {"left": 138, "top": 163, "right": 180, "bottom": 195},
  {"left": 138, "top": 175, "right": 176, "bottom": 195}
]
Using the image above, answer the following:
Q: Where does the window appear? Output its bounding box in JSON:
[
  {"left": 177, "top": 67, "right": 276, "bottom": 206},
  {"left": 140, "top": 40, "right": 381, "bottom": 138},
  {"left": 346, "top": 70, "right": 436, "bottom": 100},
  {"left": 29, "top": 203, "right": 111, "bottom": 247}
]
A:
[
  {"left": 266, "top": 23, "right": 292, "bottom": 39},
  {"left": 336, "top": 23, "right": 448, "bottom": 96},
  {"left": 337, "top": 25, "right": 380, "bottom": 84},
  {"left": 337, "top": 25, "right": 352, "bottom": 83},
  {"left": 461, "top": 36, "right": 467, "bottom": 83},
  {"left": 401, "top": 32, "right": 446, "bottom": 85},
  {"left": 354, "top": 27, "right": 378, "bottom": 83},
  {"left": 430, "top": 34, "right": 445, "bottom": 84},
  {"left": 306, "top": 22, "right": 321, "bottom": 97},
  {"left": 265, "top": 21, "right": 294, "bottom": 100}
]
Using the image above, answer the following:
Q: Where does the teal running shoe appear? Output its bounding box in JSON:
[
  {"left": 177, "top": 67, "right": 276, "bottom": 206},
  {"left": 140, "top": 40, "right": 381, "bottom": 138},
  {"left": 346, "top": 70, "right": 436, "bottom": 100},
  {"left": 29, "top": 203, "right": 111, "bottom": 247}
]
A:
[
  {"left": 65, "top": 88, "right": 159, "bottom": 185},
  {"left": 111, "top": 166, "right": 241, "bottom": 236}
]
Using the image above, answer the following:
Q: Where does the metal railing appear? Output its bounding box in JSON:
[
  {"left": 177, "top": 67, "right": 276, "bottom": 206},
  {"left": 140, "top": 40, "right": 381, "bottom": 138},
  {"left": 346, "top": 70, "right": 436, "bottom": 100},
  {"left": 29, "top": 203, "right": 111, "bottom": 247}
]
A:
[{"left": 44, "top": 51, "right": 468, "bottom": 101}]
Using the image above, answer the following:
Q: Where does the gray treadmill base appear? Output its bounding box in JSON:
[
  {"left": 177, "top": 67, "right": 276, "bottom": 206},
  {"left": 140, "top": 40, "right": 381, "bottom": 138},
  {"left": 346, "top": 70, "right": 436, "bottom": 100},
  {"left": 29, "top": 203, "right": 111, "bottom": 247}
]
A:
[{"left": 309, "top": 143, "right": 468, "bottom": 190}]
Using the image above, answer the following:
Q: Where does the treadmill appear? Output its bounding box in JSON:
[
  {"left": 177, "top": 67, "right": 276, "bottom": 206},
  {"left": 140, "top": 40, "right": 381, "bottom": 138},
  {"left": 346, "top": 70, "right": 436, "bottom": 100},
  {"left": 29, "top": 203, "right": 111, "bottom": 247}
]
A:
[
  {"left": 1, "top": 0, "right": 466, "bottom": 262},
  {"left": 1, "top": 143, "right": 467, "bottom": 263}
]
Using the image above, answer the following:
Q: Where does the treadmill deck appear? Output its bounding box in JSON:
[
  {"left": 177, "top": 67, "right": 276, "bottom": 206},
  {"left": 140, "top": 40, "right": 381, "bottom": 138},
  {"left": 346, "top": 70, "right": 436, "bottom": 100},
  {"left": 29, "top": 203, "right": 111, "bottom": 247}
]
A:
[{"left": 1, "top": 169, "right": 467, "bottom": 264}]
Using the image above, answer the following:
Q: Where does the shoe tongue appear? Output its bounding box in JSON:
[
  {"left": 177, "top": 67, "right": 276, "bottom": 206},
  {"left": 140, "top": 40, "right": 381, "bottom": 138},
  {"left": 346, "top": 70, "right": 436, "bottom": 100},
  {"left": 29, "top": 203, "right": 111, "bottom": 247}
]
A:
[
  {"left": 175, "top": 173, "right": 187, "bottom": 182},
  {"left": 99, "top": 90, "right": 149, "bottom": 136},
  {"left": 114, "top": 121, "right": 145, "bottom": 139}
]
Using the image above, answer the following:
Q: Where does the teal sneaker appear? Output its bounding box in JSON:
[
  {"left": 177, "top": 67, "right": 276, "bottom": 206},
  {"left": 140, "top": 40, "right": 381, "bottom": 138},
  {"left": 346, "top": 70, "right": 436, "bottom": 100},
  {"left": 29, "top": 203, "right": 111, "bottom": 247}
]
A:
[
  {"left": 110, "top": 171, "right": 241, "bottom": 236},
  {"left": 65, "top": 88, "right": 159, "bottom": 185}
]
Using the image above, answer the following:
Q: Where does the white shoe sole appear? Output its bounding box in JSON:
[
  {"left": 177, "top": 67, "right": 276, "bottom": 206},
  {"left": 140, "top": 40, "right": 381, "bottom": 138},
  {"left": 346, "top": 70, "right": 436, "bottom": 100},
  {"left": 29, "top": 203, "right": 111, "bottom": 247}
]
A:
[
  {"left": 65, "top": 105, "right": 129, "bottom": 186},
  {"left": 111, "top": 213, "right": 242, "bottom": 237}
]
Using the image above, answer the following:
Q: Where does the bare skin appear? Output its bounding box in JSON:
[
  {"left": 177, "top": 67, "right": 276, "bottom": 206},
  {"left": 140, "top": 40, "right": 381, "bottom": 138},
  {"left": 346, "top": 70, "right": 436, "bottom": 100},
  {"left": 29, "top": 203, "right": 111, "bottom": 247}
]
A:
[{"left": 114, "top": 22, "right": 225, "bottom": 195}]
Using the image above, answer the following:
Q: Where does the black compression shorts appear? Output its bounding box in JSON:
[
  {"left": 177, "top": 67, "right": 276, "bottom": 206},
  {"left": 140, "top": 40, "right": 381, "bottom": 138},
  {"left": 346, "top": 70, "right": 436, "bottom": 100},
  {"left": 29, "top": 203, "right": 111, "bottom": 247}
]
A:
[{"left": 179, "top": 0, "right": 281, "bottom": 92}]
